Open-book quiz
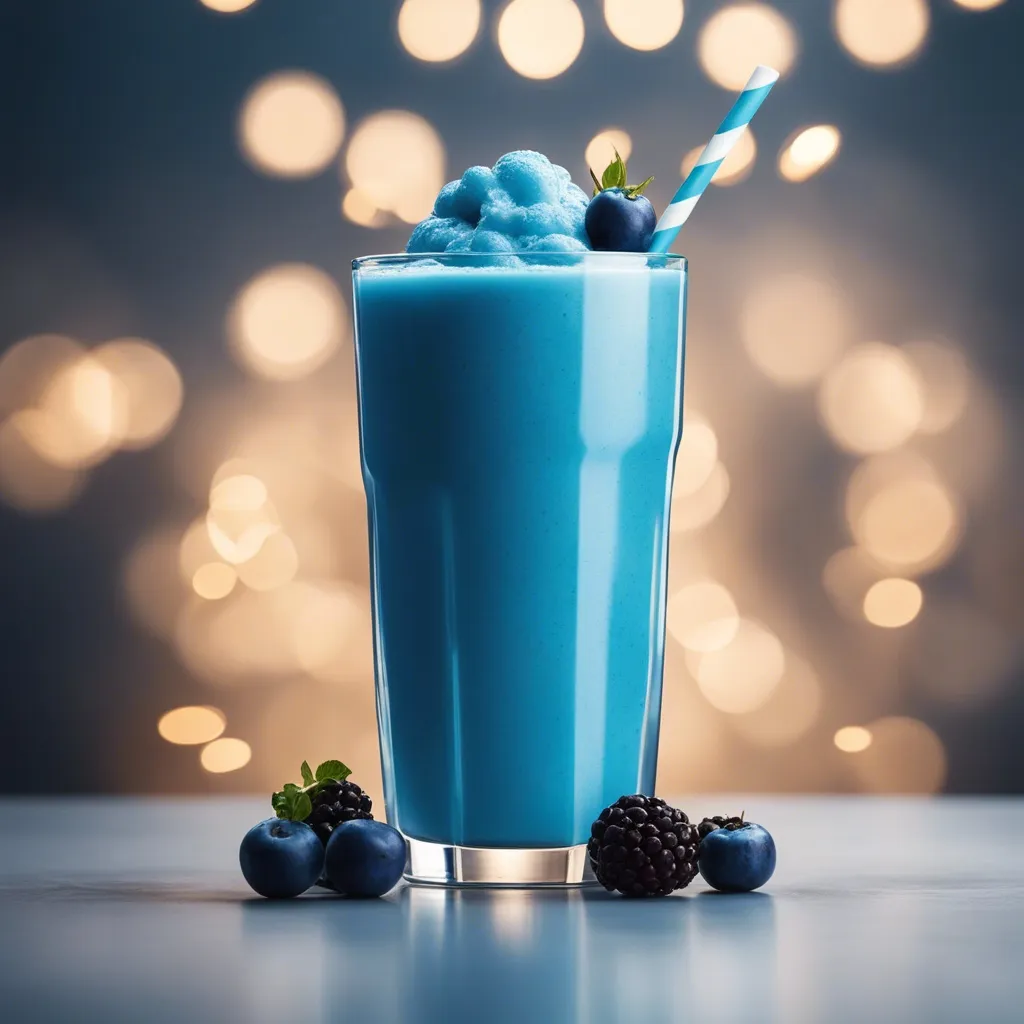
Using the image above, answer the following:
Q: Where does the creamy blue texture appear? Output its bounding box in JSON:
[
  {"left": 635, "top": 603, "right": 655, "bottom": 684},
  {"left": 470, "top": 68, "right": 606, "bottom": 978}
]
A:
[
  {"left": 353, "top": 257, "right": 687, "bottom": 848},
  {"left": 407, "top": 150, "right": 592, "bottom": 256}
]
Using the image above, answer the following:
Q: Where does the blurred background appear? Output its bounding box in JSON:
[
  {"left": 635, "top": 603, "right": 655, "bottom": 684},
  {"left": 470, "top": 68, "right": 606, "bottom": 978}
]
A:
[{"left": 1, "top": 0, "right": 1021, "bottom": 800}]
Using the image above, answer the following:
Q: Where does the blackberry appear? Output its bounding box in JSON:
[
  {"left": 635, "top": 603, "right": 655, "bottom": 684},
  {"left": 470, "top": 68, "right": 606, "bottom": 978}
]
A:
[
  {"left": 696, "top": 814, "right": 745, "bottom": 841},
  {"left": 305, "top": 780, "right": 373, "bottom": 846},
  {"left": 588, "top": 795, "right": 700, "bottom": 897}
]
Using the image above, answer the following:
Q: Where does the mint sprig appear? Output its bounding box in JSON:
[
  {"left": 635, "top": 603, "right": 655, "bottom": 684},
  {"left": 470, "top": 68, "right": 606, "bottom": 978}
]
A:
[
  {"left": 589, "top": 147, "right": 653, "bottom": 199},
  {"left": 272, "top": 759, "right": 353, "bottom": 822}
]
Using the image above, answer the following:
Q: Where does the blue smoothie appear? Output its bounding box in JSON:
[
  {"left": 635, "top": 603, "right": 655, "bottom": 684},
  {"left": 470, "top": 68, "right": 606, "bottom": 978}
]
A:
[{"left": 353, "top": 254, "right": 686, "bottom": 849}]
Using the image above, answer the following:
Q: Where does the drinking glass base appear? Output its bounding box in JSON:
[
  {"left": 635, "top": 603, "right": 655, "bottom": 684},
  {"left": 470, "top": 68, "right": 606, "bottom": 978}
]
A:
[{"left": 404, "top": 836, "right": 598, "bottom": 888}]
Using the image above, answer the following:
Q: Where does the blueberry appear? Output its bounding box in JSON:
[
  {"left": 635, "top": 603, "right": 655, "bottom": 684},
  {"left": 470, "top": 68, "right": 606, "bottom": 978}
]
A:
[
  {"left": 324, "top": 819, "right": 406, "bottom": 898},
  {"left": 239, "top": 818, "right": 324, "bottom": 899},
  {"left": 698, "top": 822, "right": 776, "bottom": 893},
  {"left": 584, "top": 189, "right": 657, "bottom": 252}
]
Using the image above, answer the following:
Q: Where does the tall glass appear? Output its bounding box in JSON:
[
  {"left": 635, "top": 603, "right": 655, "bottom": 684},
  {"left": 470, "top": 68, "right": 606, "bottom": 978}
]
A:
[{"left": 352, "top": 251, "right": 687, "bottom": 886}]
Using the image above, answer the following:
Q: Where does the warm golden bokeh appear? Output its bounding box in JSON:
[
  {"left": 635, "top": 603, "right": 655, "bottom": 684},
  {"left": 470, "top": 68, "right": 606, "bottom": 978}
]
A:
[
  {"left": 848, "top": 716, "right": 946, "bottom": 793},
  {"left": 199, "top": 0, "right": 257, "bottom": 11},
  {"left": 397, "top": 0, "right": 481, "bottom": 63},
  {"left": 834, "top": 725, "right": 872, "bottom": 753},
  {"left": 834, "top": 0, "right": 929, "bottom": 68},
  {"left": 585, "top": 129, "right": 633, "bottom": 173},
  {"left": 666, "top": 580, "right": 740, "bottom": 653},
  {"left": 849, "top": 471, "right": 960, "bottom": 573},
  {"left": 818, "top": 343, "right": 924, "bottom": 453},
  {"left": 698, "top": 3, "right": 797, "bottom": 90},
  {"left": 342, "top": 188, "right": 386, "bottom": 228},
  {"left": 0, "top": 334, "right": 84, "bottom": 414},
  {"left": 345, "top": 110, "right": 446, "bottom": 223},
  {"left": 778, "top": 125, "right": 842, "bottom": 182},
  {"left": 0, "top": 414, "right": 85, "bottom": 512},
  {"left": 239, "top": 72, "right": 345, "bottom": 178},
  {"left": 730, "top": 655, "right": 821, "bottom": 748},
  {"left": 902, "top": 339, "right": 971, "bottom": 434},
  {"left": 673, "top": 411, "right": 718, "bottom": 496},
  {"left": 952, "top": 0, "right": 1006, "bottom": 8},
  {"left": 687, "top": 619, "right": 785, "bottom": 714},
  {"left": 192, "top": 562, "right": 238, "bottom": 601},
  {"left": 822, "top": 546, "right": 887, "bottom": 621},
  {"left": 235, "top": 531, "right": 299, "bottom": 591},
  {"left": 200, "top": 737, "right": 252, "bottom": 773},
  {"left": 682, "top": 128, "right": 757, "bottom": 187},
  {"left": 740, "top": 273, "right": 850, "bottom": 388},
  {"left": 228, "top": 263, "right": 348, "bottom": 381},
  {"left": 158, "top": 705, "right": 226, "bottom": 745},
  {"left": 670, "top": 461, "right": 730, "bottom": 532},
  {"left": 862, "top": 577, "right": 923, "bottom": 628},
  {"left": 497, "top": 0, "right": 585, "bottom": 80},
  {"left": 93, "top": 339, "right": 184, "bottom": 449},
  {"left": 603, "top": 0, "right": 684, "bottom": 51}
]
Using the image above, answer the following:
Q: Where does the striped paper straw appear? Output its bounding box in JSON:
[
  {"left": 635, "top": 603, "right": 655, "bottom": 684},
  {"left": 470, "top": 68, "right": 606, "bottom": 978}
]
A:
[{"left": 648, "top": 65, "right": 780, "bottom": 254}]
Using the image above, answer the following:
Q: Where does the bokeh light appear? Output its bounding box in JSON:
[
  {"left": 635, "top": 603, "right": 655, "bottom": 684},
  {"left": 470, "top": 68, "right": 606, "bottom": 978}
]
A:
[
  {"left": 740, "top": 273, "right": 851, "bottom": 388},
  {"left": 397, "top": 0, "right": 481, "bottom": 63},
  {"left": 670, "top": 461, "right": 730, "bottom": 532},
  {"left": 849, "top": 716, "right": 946, "bottom": 793},
  {"left": 682, "top": 128, "right": 757, "bottom": 187},
  {"left": 345, "top": 110, "right": 446, "bottom": 223},
  {"left": 239, "top": 72, "right": 345, "bottom": 178},
  {"left": 207, "top": 473, "right": 281, "bottom": 565},
  {"left": 846, "top": 455, "right": 961, "bottom": 573},
  {"left": 730, "top": 655, "right": 821, "bottom": 748},
  {"left": 585, "top": 129, "right": 633, "bottom": 173},
  {"left": 862, "top": 577, "right": 923, "bottom": 628},
  {"left": 0, "top": 415, "right": 85, "bottom": 512},
  {"left": 666, "top": 580, "right": 740, "bottom": 653},
  {"left": 834, "top": 725, "right": 872, "bottom": 753},
  {"left": 901, "top": 339, "right": 971, "bottom": 434},
  {"left": 0, "top": 334, "right": 83, "bottom": 414},
  {"left": 199, "top": 0, "right": 258, "bottom": 11},
  {"left": 603, "top": 0, "right": 684, "bottom": 51},
  {"left": 93, "top": 339, "right": 183, "bottom": 449},
  {"left": 235, "top": 530, "right": 299, "bottom": 591},
  {"left": 818, "top": 343, "right": 924, "bottom": 453},
  {"left": 952, "top": 0, "right": 1006, "bottom": 9},
  {"left": 192, "top": 562, "right": 238, "bottom": 600},
  {"left": 158, "top": 705, "right": 226, "bottom": 745},
  {"left": 200, "top": 737, "right": 252, "bottom": 773},
  {"left": 342, "top": 188, "right": 386, "bottom": 228},
  {"left": 687, "top": 619, "right": 785, "bottom": 713},
  {"left": 822, "top": 546, "right": 887, "bottom": 620},
  {"left": 698, "top": 3, "right": 798, "bottom": 90},
  {"left": 674, "top": 411, "right": 718, "bottom": 496},
  {"left": 497, "top": 0, "right": 585, "bottom": 80},
  {"left": 228, "top": 263, "right": 347, "bottom": 381},
  {"left": 778, "top": 125, "right": 842, "bottom": 182},
  {"left": 834, "top": 0, "right": 929, "bottom": 69}
]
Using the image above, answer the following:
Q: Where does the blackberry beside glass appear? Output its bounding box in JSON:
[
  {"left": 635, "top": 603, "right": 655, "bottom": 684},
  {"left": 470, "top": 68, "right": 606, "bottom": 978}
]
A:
[{"left": 588, "top": 795, "right": 700, "bottom": 897}]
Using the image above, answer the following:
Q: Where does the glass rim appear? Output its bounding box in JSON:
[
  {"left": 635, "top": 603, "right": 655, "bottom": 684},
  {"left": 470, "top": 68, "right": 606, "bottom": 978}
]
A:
[{"left": 352, "top": 251, "right": 687, "bottom": 271}]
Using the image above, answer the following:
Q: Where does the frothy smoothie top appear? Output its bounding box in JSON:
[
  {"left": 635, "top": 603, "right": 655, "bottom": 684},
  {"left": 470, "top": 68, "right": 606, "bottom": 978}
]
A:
[{"left": 407, "top": 150, "right": 591, "bottom": 256}]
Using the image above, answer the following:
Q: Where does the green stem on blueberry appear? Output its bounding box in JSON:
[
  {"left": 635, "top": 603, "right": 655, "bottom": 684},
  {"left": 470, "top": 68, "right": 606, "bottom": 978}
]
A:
[
  {"left": 589, "top": 147, "right": 653, "bottom": 199},
  {"left": 272, "top": 759, "right": 352, "bottom": 822}
]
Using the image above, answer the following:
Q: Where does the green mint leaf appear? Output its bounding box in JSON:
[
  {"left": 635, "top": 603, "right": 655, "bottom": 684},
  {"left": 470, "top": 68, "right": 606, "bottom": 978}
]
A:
[
  {"left": 589, "top": 167, "right": 603, "bottom": 197},
  {"left": 300, "top": 761, "right": 315, "bottom": 787},
  {"left": 272, "top": 782, "right": 306, "bottom": 820},
  {"left": 601, "top": 148, "right": 627, "bottom": 191},
  {"left": 293, "top": 792, "right": 312, "bottom": 821},
  {"left": 315, "top": 759, "right": 351, "bottom": 783},
  {"left": 624, "top": 175, "right": 654, "bottom": 199}
]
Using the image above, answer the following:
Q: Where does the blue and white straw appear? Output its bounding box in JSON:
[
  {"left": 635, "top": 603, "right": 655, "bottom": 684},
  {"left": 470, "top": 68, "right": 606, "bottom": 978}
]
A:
[{"left": 648, "top": 65, "right": 780, "bottom": 254}]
